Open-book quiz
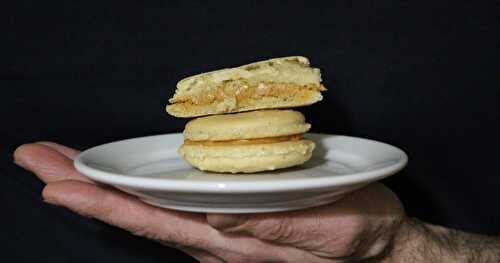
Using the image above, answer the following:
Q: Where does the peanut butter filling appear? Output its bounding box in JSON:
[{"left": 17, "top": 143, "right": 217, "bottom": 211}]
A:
[
  {"left": 184, "top": 134, "right": 304, "bottom": 146},
  {"left": 170, "top": 81, "right": 326, "bottom": 106}
]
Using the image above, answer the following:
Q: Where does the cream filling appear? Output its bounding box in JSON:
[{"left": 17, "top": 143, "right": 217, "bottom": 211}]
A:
[
  {"left": 183, "top": 134, "right": 304, "bottom": 146},
  {"left": 170, "top": 82, "right": 326, "bottom": 106}
]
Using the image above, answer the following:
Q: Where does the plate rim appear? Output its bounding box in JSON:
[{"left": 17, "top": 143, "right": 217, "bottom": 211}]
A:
[{"left": 74, "top": 133, "right": 408, "bottom": 193}]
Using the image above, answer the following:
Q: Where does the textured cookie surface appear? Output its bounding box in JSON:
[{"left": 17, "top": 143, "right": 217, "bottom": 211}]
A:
[
  {"left": 166, "top": 56, "right": 326, "bottom": 117},
  {"left": 183, "top": 110, "right": 311, "bottom": 141},
  {"left": 178, "top": 139, "right": 315, "bottom": 173}
]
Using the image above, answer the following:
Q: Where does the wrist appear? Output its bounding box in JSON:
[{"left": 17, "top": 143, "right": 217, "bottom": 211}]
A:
[
  {"left": 379, "top": 217, "right": 460, "bottom": 263},
  {"left": 378, "top": 217, "right": 422, "bottom": 263}
]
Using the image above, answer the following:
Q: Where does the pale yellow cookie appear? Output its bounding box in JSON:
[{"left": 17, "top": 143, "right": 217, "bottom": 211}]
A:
[
  {"left": 179, "top": 139, "right": 315, "bottom": 173},
  {"left": 183, "top": 109, "right": 311, "bottom": 141},
  {"left": 166, "top": 56, "right": 326, "bottom": 117}
]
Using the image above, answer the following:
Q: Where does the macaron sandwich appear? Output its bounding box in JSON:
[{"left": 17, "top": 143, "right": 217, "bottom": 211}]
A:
[{"left": 166, "top": 56, "right": 327, "bottom": 173}]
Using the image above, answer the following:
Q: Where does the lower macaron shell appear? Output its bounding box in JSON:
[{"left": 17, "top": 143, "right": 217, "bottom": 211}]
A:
[{"left": 178, "top": 139, "right": 315, "bottom": 173}]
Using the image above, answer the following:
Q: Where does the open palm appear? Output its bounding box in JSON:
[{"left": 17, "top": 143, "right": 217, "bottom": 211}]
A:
[{"left": 14, "top": 142, "right": 406, "bottom": 262}]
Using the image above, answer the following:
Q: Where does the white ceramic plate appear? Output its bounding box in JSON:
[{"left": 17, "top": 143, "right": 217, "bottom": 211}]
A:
[{"left": 74, "top": 133, "right": 407, "bottom": 213}]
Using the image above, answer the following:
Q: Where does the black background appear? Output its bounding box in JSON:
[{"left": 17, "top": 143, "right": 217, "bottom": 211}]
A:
[{"left": 1, "top": 1, "right": 499, "bottom": 262}]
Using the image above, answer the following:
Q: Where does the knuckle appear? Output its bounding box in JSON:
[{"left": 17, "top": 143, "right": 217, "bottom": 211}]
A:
[
  {"left": 174, "top": 229, "right": 206, "bottom": 248},
  {"left": 132, "top": 223, "right": 204, "bottom": 250},
  {"left": 131, "top": 224, "right": 160, "bottom": 240},
  {"left": 338, "top": 239, "right": 361, "bottom": 257},
  {"left": 339, "top": 231, "right": 366, "bottom": 256},
  {"left": 327, "top": 217, "right": 368, "bottom": 257},
  {"left": 259, "top": 218, "right": 295, "bottom": 242},
  {"left": 126, "top": 210, "right": 166, "bottom": 242},
  {"left": 72, "top": 191, "right": 112, "bottom": 219},
  {"left": 90, "top": 191, "right": 116, "bottom": 218}
]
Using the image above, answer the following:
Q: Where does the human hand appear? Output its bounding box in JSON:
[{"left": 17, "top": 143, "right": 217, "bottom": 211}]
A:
[
  {"left": 14, "top": 142, "right": 407, "bottom": 262},
  {"left": 206, "top": 183, "right": 406, "bottom": 262}
]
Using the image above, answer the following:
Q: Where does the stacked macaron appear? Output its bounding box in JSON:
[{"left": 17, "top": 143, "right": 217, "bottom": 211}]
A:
[{"left": 166, "top": 56, "right": 326, "bottom": 173}]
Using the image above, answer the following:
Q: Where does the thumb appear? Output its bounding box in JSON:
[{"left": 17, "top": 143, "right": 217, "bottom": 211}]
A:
[
  {"left": 206, "top": 214, "right": 247, "bottom": 230},
  {"left": 206, "top": 213, "right": 305, "bottom": 244}
]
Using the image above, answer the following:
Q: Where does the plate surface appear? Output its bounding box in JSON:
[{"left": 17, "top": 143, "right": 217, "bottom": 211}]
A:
[{"left": 74, "top": 133, "right": 407, "bottom": 213}]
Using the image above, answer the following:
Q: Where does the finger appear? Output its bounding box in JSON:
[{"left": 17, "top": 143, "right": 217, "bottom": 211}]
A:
[
  {"left": 42, "top": 180, "right": 214, "bottom": 248},
  {"left": 43, "top": 180, "right": 331, "bottom": 262},
  {"left": 14, "top": 143, "right": 93, "bottom": 183},
  {"left": 35, "top": 141, "right": 80, "bottom": 159}
]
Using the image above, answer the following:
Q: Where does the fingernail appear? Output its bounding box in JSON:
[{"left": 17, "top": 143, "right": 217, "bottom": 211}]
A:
[
  {"left": 42, "top": 186, "right": 62, "bottom": 206},
  {"left": 13, "top": 144, "right": 29, "bottom": 169}
]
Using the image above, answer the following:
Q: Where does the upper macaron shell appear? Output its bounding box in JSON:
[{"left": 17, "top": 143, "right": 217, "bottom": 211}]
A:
[
  {"left": 166, "top": 56, "right": 326, "bottom": 118},
  {"left": 184, "top": 110, "right": 311, "bottom": 141}
]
